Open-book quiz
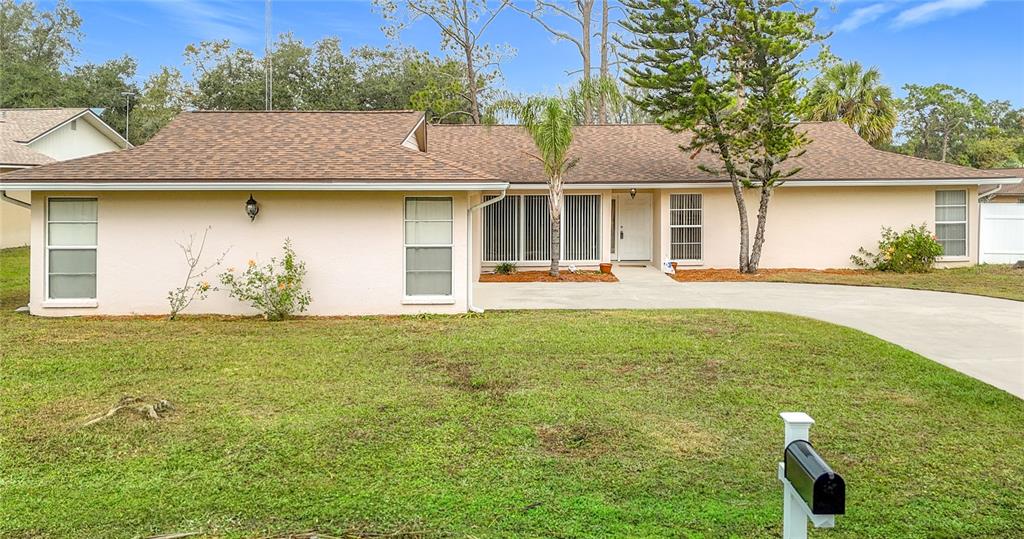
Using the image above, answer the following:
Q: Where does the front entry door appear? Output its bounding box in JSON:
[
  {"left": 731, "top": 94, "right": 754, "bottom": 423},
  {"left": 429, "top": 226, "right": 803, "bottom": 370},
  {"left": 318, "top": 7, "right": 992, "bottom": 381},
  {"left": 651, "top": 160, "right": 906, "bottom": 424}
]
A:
[{"left": 615, "top": 193, "right": 652, "bottom": 261}]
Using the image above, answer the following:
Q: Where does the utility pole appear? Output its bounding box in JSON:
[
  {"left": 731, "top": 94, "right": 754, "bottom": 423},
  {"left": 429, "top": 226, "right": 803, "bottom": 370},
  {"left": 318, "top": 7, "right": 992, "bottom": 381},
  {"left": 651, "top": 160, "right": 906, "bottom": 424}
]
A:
[
  {"left": 265, "top": 0, "right": 273, "bottom": 111},
  {"left": 120, "top": 91, "right": 135, "bottom": 147}
]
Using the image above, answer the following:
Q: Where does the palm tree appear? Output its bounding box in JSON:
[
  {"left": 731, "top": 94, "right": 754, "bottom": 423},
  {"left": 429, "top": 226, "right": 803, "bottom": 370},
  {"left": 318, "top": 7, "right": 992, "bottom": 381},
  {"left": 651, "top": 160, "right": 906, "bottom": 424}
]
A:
[
  {"left": 501, "top": 98, "right": 578, "bottom": 276},
  {"left": 803, "top": 61, "right": 898, "bottom": 146}
]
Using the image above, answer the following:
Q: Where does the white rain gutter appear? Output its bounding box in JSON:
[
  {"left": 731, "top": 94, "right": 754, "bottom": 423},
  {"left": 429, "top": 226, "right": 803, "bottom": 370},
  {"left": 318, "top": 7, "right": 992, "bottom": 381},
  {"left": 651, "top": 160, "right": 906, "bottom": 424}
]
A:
[
  {"left": 1, "top": 190, "right": 30, "bottom": 209},
  {"left": 466, "top": 188, "right": 508, "bottom": 313},
  {"left": 0, "top": 181, "right": 510, "bottom": 191}
]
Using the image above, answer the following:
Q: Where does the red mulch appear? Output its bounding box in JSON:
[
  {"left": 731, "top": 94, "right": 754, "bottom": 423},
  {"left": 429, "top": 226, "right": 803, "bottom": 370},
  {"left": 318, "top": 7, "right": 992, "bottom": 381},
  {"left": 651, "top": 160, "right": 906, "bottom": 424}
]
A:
[
  {"left": 671, "top": 267, "right": 867, "bottom": 282},
  {"left": 480, "top": 270, "right": 619, "bottom": 283}
]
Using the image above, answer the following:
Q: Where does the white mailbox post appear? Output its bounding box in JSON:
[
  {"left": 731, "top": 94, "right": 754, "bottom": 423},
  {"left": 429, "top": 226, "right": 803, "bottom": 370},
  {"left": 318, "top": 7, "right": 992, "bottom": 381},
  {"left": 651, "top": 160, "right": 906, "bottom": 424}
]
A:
[{"left": 778, "top": 412, "right": 845, "bottom": 539}]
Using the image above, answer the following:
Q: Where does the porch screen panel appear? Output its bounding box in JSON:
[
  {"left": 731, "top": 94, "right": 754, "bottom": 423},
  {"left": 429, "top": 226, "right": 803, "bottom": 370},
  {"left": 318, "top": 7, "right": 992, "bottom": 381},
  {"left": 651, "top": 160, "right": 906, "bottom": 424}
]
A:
[
  {"left": 523, "top": 195, "right": 550, "bottom": 261},
  {"left": 482, "top": 195, "right": 519, "bottom": 262},
  {"left": 563, "top": 194, "right": 601, "bottom": 261},
  {"left": 670, "top": 194, "right": 702, "bottom": 261}
]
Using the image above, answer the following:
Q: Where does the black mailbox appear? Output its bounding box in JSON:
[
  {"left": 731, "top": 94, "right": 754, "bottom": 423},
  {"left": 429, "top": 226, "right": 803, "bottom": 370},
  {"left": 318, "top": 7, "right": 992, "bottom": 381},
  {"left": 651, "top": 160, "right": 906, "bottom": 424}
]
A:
[{"left": 784, "top": 440, "right": 845, "bottom": 515}]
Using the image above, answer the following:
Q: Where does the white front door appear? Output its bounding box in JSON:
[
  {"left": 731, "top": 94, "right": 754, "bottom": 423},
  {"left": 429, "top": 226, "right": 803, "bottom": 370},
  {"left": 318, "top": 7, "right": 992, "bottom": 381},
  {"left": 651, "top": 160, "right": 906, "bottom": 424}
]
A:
[{"left": 615, "top": 193, "right": 652, "bottom": 261}]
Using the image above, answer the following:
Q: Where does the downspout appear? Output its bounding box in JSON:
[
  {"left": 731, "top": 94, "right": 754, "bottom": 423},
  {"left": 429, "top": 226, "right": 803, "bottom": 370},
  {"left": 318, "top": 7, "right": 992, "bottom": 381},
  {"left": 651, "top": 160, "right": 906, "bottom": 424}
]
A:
[
  {"left": 466, "top": 187, "right": 508, "bottom": 313},
  {"left": 1, "top": 190, "right": 30, "bottom": 209}
]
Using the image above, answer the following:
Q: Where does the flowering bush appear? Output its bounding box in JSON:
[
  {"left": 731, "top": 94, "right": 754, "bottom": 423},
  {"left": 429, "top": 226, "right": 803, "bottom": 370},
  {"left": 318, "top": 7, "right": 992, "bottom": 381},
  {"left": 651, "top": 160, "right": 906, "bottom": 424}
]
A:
[
  {"left": 219, "top": 239, "right": 312, "bottom": 320},
  {"left": 851, "top": 224, "right": 944, "bottom": 273}
]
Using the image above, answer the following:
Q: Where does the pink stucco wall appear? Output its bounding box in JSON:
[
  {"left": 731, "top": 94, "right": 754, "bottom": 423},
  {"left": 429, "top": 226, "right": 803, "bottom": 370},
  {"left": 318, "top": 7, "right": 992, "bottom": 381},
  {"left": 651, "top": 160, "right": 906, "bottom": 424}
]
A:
[
  {"left": 30, "top": 191, "right": 470, "bottom": 317},
  {"left": 654, "top": 185, "right": 979, "bottom": 269}
]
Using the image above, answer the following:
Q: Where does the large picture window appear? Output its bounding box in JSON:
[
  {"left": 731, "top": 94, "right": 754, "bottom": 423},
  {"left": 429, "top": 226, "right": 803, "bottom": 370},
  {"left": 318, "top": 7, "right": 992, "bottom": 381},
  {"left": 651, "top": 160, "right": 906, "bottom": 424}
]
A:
[
  {"left": 482, "top": 194, "right": 551, "bottom": 262},
  {"left": 47, "top": 198, "right": 97, "bottom": 299},
  {"left": 404, "top": 197, "right": 453, "bottom": 297},
  {"left": 482, "top": 194, "right": 600, "bottom": 262},
  {"left": 670, "top": 194, "right": 702, "bottom": 261},
  {"left": 935, "top": 190, "right": 967, "bottom": 257}
]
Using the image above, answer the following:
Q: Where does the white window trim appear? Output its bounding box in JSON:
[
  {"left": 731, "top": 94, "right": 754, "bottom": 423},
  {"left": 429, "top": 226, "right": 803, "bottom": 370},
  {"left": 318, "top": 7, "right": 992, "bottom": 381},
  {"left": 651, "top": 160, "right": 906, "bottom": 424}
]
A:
[
  {"left": 402, "top": 195, "right": 455, "bottom": 304},
  {"left": 670, "top": 193, "right": 703, "bottom": 265},
  {"left": 44, "top": 196, "right": 98, "bottom": 305},
  {"left": 935, "top": 189, "right": 969, "bottom": 261}
]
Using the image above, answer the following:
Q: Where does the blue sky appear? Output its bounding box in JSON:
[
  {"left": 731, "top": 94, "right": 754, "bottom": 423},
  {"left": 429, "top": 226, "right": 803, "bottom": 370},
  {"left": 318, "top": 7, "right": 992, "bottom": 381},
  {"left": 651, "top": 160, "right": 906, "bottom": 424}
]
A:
[{"left": 48, "top": 0, "right": 1024, "bottom": 106}]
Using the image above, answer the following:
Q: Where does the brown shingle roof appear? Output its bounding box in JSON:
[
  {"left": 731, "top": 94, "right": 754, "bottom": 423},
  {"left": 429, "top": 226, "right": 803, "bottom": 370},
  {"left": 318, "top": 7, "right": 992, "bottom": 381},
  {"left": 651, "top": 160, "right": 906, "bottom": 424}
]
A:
[
  {"left": 984, "top": 168, "right": 1024, "bottom": 196},
  {"left": 1, "top": 111, "right": 495, "bottom": 183},
  {"left": 1, "top": 113, "right": 1007, "bottom": 185},
  {"left": 429, "top": 121, "right": 1005, "bottom": 183},
  {"left": 0, "top": 108, "right": 90, "bottom": 166}
]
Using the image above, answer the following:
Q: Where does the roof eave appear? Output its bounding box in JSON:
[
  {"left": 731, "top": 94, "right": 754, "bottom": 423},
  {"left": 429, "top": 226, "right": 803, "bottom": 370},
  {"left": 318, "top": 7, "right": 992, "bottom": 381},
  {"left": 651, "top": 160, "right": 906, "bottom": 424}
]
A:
[{"left": 0, "top": 180, "right": 510, "bottom": 191}]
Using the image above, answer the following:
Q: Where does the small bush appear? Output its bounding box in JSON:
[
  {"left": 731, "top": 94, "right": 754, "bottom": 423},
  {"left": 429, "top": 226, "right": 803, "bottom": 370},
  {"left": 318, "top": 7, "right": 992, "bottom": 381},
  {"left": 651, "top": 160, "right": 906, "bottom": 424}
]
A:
[
  {"left": 219, "top": 239, "right": 312, "bottom": 320},
  {"left": 851, "top": 224, "right": 944, "bottom": 273},
  {"left": 493, "top": 262, "right": 518, "bottom": 275}
]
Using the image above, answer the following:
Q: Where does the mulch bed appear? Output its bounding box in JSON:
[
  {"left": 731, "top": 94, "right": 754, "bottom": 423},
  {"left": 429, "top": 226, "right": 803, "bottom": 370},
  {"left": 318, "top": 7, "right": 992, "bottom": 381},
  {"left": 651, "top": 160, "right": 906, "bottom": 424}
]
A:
[
  {"left": 671, "top": 267, "right": 866, "bottom": 282},
  {"left": 480, "top": 270, "right": 619, "bottom": 283}
]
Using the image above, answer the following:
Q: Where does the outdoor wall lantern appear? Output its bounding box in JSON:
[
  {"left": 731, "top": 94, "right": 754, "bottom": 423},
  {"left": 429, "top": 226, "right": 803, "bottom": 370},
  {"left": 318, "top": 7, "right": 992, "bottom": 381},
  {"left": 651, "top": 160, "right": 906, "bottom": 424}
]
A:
[
  {"left": 629, "top": 188, "right": 637, "bottom": 199},
  {"left": 245, "top": 194, "right": 260, "bottom": 222}
]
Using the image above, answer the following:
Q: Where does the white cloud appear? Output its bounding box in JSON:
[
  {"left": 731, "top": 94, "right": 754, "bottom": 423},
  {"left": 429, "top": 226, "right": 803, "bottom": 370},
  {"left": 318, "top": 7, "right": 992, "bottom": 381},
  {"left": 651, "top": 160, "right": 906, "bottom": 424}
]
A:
[
  {"left": 836, "top": 3, "right": 894, "bottom": 32},
  {"left": 892, "top": 0, "right": 989, "bottom": 28},
  {"left": 144, "top": 0, "right": 260, "bottom": 44}
]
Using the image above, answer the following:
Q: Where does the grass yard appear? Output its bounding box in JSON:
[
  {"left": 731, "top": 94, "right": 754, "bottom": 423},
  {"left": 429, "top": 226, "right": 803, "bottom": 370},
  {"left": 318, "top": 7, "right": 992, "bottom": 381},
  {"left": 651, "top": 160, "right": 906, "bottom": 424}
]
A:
[
  {"left": 673, "top": 264, "right": 1024, "bottom": 302},
  {"left": 1, "top": 246, "right": 1023, "bottom": 538}
]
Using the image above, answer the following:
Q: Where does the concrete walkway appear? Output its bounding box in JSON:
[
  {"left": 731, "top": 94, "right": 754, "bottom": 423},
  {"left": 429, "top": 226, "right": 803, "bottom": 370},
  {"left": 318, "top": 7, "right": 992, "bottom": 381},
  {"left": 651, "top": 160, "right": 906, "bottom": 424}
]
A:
[{"left": 475, "top": 265, "right": 1024, "bottom": 398}]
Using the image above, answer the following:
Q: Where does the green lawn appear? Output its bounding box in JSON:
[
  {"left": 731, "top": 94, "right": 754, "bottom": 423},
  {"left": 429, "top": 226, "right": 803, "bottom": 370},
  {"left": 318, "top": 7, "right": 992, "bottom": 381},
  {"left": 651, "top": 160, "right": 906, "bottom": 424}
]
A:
[
  {"left": 760, "top": 265, "right": 1023, "bottom": 301},
  {"left": 1, "top": 246, "right": 1023, "bottom": 538}
]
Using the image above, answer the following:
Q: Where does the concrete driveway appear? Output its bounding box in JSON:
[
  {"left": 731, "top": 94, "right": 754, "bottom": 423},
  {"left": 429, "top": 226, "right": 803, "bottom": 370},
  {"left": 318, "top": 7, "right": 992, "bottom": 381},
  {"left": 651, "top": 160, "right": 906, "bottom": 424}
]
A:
[{"left": 475, "top": 265, "right": 1024, "bottom": 398}]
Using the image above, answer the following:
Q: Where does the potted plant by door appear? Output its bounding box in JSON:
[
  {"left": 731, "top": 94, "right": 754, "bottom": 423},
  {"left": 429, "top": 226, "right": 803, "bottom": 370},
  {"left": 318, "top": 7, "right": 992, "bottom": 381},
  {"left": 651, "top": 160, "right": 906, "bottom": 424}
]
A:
[{"left": 599, "top": 262, "right": 613, "bottom": 274}]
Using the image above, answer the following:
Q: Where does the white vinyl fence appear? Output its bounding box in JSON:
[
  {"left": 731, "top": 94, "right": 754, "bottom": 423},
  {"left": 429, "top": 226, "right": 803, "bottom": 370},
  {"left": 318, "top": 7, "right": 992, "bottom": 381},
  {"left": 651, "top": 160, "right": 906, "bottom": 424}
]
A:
[{"left": 979, "top": 203, "right": 1024, "bottom": 264}]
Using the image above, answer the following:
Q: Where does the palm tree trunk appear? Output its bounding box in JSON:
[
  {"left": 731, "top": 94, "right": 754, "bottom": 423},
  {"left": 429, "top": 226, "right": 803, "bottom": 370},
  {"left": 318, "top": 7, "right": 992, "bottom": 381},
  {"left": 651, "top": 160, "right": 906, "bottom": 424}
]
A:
[{"left": 548, "top": 176, "right": 563, "bottom": 277}]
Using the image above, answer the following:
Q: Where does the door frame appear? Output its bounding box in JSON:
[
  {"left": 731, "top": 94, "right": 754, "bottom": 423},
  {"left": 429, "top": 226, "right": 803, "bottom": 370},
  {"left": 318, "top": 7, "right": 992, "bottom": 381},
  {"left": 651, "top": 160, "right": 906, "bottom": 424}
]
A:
[{"left": 613, "top": 192, "right": 653, "bottom": 262}]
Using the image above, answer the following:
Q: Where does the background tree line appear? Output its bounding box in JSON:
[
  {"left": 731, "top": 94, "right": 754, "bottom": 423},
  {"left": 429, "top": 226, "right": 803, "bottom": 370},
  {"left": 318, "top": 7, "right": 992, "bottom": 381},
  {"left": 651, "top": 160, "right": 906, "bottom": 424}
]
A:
[{"left": 1, "top": 0, "right": 1021, "bottom": 169}]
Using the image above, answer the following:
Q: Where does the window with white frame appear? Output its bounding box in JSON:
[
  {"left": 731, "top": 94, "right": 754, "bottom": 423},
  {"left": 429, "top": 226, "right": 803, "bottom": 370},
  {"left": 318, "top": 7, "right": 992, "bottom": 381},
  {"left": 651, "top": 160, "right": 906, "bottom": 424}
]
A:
[
  {"left": 405, "top": 197, "right": 453, "bottom": 297},
  {"left": 670, "top": 194, "right": 702, "bottom": 261},
  {"left": 47, "top": 198, "right": 98, "bottom": 299},
  {"left": 935, "top": 190, "right": 967, "bottom": 257}
]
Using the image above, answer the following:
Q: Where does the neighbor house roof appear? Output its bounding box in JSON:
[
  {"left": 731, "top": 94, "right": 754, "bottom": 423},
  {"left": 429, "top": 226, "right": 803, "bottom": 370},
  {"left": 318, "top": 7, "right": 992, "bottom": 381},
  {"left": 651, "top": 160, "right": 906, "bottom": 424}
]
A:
[
  {"left": 0, "top": 108, "right": 128, "bottom": 167},
  {"left": 982, "top": 168, "right": 1024, "bottom": 197},
  {"left": 429, "top": 122, "right": 1009, "bottom": 184},
  {"left": 1, "top": 111, "right": 1013, "bottom": 189},
  {"left": 0, "top": 111, "right": 496, "bottom": 185}
]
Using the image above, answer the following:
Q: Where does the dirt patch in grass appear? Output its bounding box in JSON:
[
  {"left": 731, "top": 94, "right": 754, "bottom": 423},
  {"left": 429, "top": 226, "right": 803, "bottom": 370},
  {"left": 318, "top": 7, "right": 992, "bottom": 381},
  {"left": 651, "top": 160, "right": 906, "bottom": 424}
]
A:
[
  {"left": 415, "top": 355, "right": 517, "bottom": 402},
  {"left": 672, "top": 267, "right": 864, "bottom": 282},
  {"left": 641, "top": 416, "right": 722, "bottom": 459},
  {"left": 480, "top": 270, "right": 618, "bottom": 283},
  {"left": 535, "top": 422, "right": 610, "bottom": 457}
]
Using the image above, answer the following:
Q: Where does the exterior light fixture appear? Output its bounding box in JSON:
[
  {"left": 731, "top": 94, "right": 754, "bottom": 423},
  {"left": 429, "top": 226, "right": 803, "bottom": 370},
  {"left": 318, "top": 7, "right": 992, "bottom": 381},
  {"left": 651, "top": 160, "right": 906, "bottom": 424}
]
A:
[
  {"left": 629, "top": 188, "right": 637, "bottom": 199},
  {"left": 245, "top": 194, "right": 260, "bottom": 221}
]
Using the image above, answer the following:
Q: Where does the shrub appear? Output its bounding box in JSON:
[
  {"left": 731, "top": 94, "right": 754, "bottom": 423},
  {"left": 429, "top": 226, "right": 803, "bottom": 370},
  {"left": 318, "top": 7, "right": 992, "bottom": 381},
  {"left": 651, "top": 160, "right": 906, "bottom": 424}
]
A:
[
  {"left": 851, "top": 224, "right": 944, "bottom": 273},
  {"left": 167, "top": 227, "right": 229, "bottom": 320},
  {"left": 219, "top": 239, "right": 312, "bottom": 320},
  {"left": 493, "top": 262, "right": 518, "bottom": 275}
]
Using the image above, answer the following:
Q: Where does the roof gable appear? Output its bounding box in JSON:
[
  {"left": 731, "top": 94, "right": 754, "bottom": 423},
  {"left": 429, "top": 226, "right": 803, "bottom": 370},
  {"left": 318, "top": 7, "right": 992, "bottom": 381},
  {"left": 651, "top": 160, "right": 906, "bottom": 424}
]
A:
[{"left": 0, "top": 108, "right": 128, "bottom": 166}]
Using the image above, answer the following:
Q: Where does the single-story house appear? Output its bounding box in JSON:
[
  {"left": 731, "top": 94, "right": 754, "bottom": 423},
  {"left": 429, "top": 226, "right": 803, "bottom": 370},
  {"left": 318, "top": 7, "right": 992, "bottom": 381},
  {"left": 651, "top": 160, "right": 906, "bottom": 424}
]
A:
[
  {"left": 1, "top": 108, "right": 129, "bottom": 248},
  {"left": 981, "top": 168, "right": 1024, "bottom": 203},
  {"left": 0, "top": 110, "right": 1019, "bottom": 317}
]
